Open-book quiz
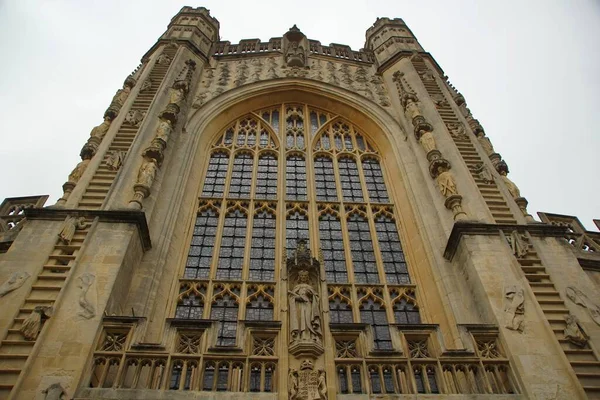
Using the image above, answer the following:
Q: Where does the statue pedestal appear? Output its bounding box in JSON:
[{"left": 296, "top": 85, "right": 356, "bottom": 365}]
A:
[{"left": 289, "top": 340, "right": 324, "bottom": 359}]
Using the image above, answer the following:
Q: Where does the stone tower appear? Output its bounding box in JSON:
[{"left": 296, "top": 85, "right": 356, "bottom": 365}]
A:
[{"left": 0, "top": 6, "right": 599, "bottom": 400}]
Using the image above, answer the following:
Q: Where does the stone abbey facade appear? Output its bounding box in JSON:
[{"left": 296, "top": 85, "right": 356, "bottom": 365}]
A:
[{"left": 0, "top": 6, "right": 599, "bottom": 400}]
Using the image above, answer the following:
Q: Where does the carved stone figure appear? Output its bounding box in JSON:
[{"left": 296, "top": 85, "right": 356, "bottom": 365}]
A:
[
  {"left": 20, "top": 306, "right": 52, "bottom": 340},
  {"left": 504, "top": 285, "right": 525, "bottom": 332},
  {"left": 436, "top": 168, "right": 458, "bottom": 197},
  {"left": 447, "top": 122, "right": 467, "bottom": 138},
  {"left": 89, "top": 117, "right": 111, "bottom": 139},
  {"left": 125, "top": 109, "right": 146, "bottom": 127},
  {"left": 566, "top": 286, "right": 600, "bottom": 326},
  {"left": 471, "top": 162, "right": 494, "bottom": 183},
  {"left": 289, "top": 360, "right": 327, "bottom": 400},
  {"left": 155, "top": 119, "right": 173, "bottom": 143},
  {"left": 136, "top": 159, "right": 159, "bottom": 188},
  {"left": 507, "top": 230, "right": 529, "bottom": 258},
  {"left": 58, "top": 216, "right": 87, "bottom": 244},
  {"left": 419, "top": 69, "right": 436, "bottom": 81},
  {"left": 68, "top": 159, "right": 90, "bottom": 183},
  {"left": 42, "top": 382, "right": 66, "bottom": 400},
  {"left": 286, "top": 41, "right": 306, "bottom": 67},
  {"left": 564, "top": 313, "right": 588, "bottom": 347},
  {"left": 476, "top": 132, "right": 495, "bottom": 156},
  {"left": 458, "top": 102, "right": 473, "bottom": 120},
  {"left": 169, "top": 87, "right": 186, "bottom": 106},
  {"left": 405, "top": 99, "right": 421, "bottom": 120},
  {"left": 157, "top": 53, "right": 171, "bottom": 65},
  {"left": 499, "top": 171, "right": 521, "bottom": 199},
  {"left": 104, "top": 150, "right": 126, "bottom": 171},
  {"left": 419, "top": 130, "right": 437, "bottom": 153},
  {"left": 0, "top": 271, "right": 30, "bottom": 297},
  {"left": 431, "top": 93, "right": 449, "bottom": 108},
  {"left": 140, "top": 78, "right": 152, "bottom": 92},
  {"left": 77, "top": 273, "right": 96, "bottom": 319},
  {"left": 289, "top": 270, "right": 322, "bottom": 345},
  {"left": 111, "top": 85, "right": 131, "bottom": 109}
]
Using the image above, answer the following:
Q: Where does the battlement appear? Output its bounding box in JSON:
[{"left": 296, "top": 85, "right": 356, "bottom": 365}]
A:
[{"left": 171, "top": 6, "right": 220, "bottom": 30}]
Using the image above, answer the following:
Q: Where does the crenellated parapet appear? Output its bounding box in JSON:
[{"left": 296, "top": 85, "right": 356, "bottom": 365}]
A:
[{"left": 365, "top": 17, "right": 424, "bottom": 68}]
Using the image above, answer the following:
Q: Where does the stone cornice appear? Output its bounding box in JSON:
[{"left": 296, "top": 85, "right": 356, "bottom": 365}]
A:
[
  {"left": 24, "top": 207, "right": 152, "bottom": 251},
  {"left": 443, "top": 221, "right": 569, "bottom": 261}
]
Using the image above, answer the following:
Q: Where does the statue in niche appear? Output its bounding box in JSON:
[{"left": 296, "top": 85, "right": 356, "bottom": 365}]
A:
[
  {"left": 476, "top": 131, "right": 495, "bottom": 156},
  {"left": 77, "top": 273, "right": 96, "bottom": 319},
  {"left": 289, "top": 270, "right": 322, "bottom": 345},
  {"left": 136, "top": 159, "right": 159, "bottom": 188},
  {"left": 507, "top": 230, "right": 529, "bottom": 258},
  {"left": 419, "top": 130, "right": 437, "bottom": 153},
  {"left": 564, "top": 313, "right": 588, "bottom": 347},
  {"left": 89, "top": 117, "right": 111, "bottom": 140},
  {"left": 20, "top": 306, "right": 52, "bottom": 340},
  {"left": 0, "top": 271, "right": 30, "bottom": 298},
  {"left": 499, "top": 170, "right": 521, "bottom": 199},
  {"left": 289, "top": 359, "right": 327, "bottom": 400},
  {"left": 566, "top": 286, "right": 600, "bottom": 326},
  {"left": 140, "top": 78, "right": 152, "bottom": 92},
  {"left": 68, "top": 159, "right": 90, "bottom": 183},
  {"left": 104, "top": 150, "right": 126, "bottom": 171},
  {"left": 436, "top": 167, "right": 458, "bottom": 197},
  {"left": 504, "top": 285, "right": 525, "bottom": 332},
  {"left": 58, "top": 216, "right": 87, "bottom": 245},
  {"left": 42, "top": 382, "right": 66, "bottom": 400},
  {"left": 471, "top": 162, "right": 494, "bottom": 184}
]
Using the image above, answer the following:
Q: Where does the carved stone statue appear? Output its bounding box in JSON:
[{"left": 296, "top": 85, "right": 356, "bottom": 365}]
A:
[
  {"left": 77, "top": 272, "right": 96, "bottom": 319},
  {"left": 20, "top": 306, "right": 52, "bottom": 340},
  {"left": 419, "top": 130, "right": 437, "bottom": 153},
  {"left": 507, "top": 230, "right": 529, "bottom": 258},
  {"left": 42, "top": 382, "right": 66, "bottom": 400},
  {"left": 289, "top": 360, "right": 327, "bottom": 400},
  {"left": 431, "top": 93, "right": 448, "bottom": 108},
  {"left": 169, "top": 86, "right": 186, "bottom": 106},
  {"left": 504, "top": 285, "right": 525, "bottom": 332},
  {"left": 58, "top": 216, "right": 87, "bottom": 244},
  {"left": 289, "top": 270, "right": 322, "bottom": 345},
  {"left": 136, "top": 159, "right": 159, "bottom": 188},
  {"left": 89, "top": 117, "right": 111, "bottom": 139},
  {"left": 157, "top": 53, "right": 171, "bottom": 65},
  {"left": 104, "top": 150, "right": 126, "bottom": 171},
  {"left": 405, "top": 99, "right": 421, "bottom": 120},
  {"left": 0, "top": 271, "right": 30, "bottom": 297},
  {"left": 286, "top": 41, "right": 306, "bottom": 67},
  {"left": 566, "top": 286, "right": 600, "bottom": 326},
  {"left": 447, "top": 122, "right": 467, "bottom": 138},
  {"left": 471, "top": 162, "right": 494, "bottom": 184},
  {"left": 140, "top": 78, "right": 152, "bottom": 92},
  {"left": 111, "top": 85, "right": 131, "bottom": 109},
  {"left": 436, "top": 168, "right": 458, "bottom": 197},
  {"left": 155, "top": 119, "right": 173, "bottom": 143},
  {"left": 68, "top": 159, "right": 90, "bottom": 183},
  {"left": 499, "top": 171, "right": 521, "bottom": 199},
  {"left": 564, "top": 313, "right": 588, "bottom": 347},
  {"left": 125, "top": 109, "right": 146, "bottom": 127},
  {"left": 476, "top": 132, "right": 495, "bottom": 156}
]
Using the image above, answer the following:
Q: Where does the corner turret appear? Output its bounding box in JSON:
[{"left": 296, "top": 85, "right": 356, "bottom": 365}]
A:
[{"left": 365, "top": 17, "right": 423, "bottom": 67}]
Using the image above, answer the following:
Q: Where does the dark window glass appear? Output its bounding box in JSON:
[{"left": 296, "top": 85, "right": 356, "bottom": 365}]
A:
[
  {"left": 351, "top": 366, "right": 362, "bottom": 393},
  {"left": 249, "top": 211, "right": 276, "bottom": 281},
  {"left": 216, "top": 363, "right": 229, "bottom": 390},
  {"left": 203, "top": 363, "right": 215, "bottom": 390},
  {"left": 286, "top": 156, "right": 307, "bottom": 200},
  {"left": 264, "top": 364, "right": 274, "bottom": 392},
  {"left": 250, "top": 365, "right": 261, "bottom": 392},
  {"left": 201, "top": 153, "right": 229, "bottom": 197},
  {"left": 344, "top": 134, "right": 354, "bottom": 151},
  {"left": 223, "top": 129, "right": 234, "bottom": 145},
  {"left": 334, "top": 134, "right": 343, "bottom": 150},
  {"left": 314, "top": 156, "right": 338, "bottom": 201},
  {"left": 347, "top": 213, "right": 379, "bottom": 284},
  {"left": 355, "top": 134, "right": 366, "bottom": 151},
  {"left": 393, "top": 298, "right": 421, "bottom": 324},
  {"left": 321, "top": 134, "right": 331, "bottom": 150},
  {"left": 329, "top": 298, "right": 353, "bottom": 324},
  {"left": 338, "top": 367, "right": 349, "bottom": 394},
  {"left": 362, "top": 159, "right": 389, "bottom": 203},
  {"left": 375, "top": 215, "right": 410, "bottom": 284},
  {"left": 256, "top": 154, "right": 278, "bottom": 199},
  {"left": 216, "top": 210, "right": 247, "bottom": 280},
  {"left": 286, "top": 211, "right": 309, "bottom": 250},
  {"left": 360, "top": 300, "right": 392, "bottom": 350},
  {"left": 211, "top": 295, "right": 239, "bottom": 346},
  {"left": 175, "top": 293, "right": 204, "bottom": 319},
  {"left": 319, "top": 214, "right": 347, "bottom": 283},
  {"left": 369, "top": 367, "right": 382, "bottom": 394},
  {"left": 169, "top": 363, "right": 182, "bottom": 390},
  {"left": 246, "top": 294, "right": 274, "bottom": 321},
  {"left": 383, "top": 366, "right": 395, "bottom": 393},
  {"left": 184, "top": 209, "right": 219, "bottom": 279},
  {"left": 228, "top": 153, "right": 253, "bottom": 198},
  {"left": 338, "top": 158, "right": 364, "bottom": 202},
  {"left": 310, "top": 111, "right": 319, "bottom": 135},
  {"left": 428, "top": 367, "right": 439, "bottom": 393}
]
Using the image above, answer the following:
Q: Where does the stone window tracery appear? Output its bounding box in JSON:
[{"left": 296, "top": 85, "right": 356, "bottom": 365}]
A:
[
  {"left": 210, "top": 285, "right": 240, "bottom": 347},
  {"left": 245, "top": 285, "right": 275, "bottom": 321},
  {"left": 359, "top": 291, "right": 392, "bottom": 351}
]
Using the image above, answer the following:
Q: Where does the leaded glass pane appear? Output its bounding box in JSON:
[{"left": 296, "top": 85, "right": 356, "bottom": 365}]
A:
[
  {"left": 393, "top": 298, "right": 421, "bottom": 324},
  {"left": 286, "top": 211, "right": 309, "bottom": 250},
  {"left": 246, "top": 294, "right": 274, "bottom": 321},
  {"left": 375, "top": 215, "right": 410, "bottom": 284},
  {"left": 184, "top": 209, "right": 218, "bottom": 279},
  {"left": 360, "top": 300, "right": 392, "bottom": 350},
  {"left": 314, "top": 156, "right": 337, "bottom": 201},
  {"left": 176, "top": 294, "right": 204, "bottom": 319},
  {"left": 347, "top": 213, "right": 379, "bottom": 284},
  {"left": 329, "top": 298, "right": 353, "bottom": 323},
  {"left": 362, "top": 159, "right": 389, "bottom": 203},
  {"left": 201, "top": 153, "right": 229, "bottom": 197},
  {"left": 338, "top": 367, "right": 349, "bottom": 394},
  {"left": 255, "top": 154, "right": 278, "bottom": 199},
  {"left": 286, "top": 156, "right": 307, "bottom": 200},
  {"left": 216, "top": 210, "right": 246, "bottom": 280},
  {"left": 351, "top": 366, "right": 362, "bottom": 393},
  {"left": 249, "top": 211, "right": 276, "bottom": 281},
  {"left": 319, "top": 214, "right": 347, "bottom": 283},
  {"left": 211, "top": 296, "right": 239, "bottom": 346},
  {"left": 338, "top": 158, "right": 364, "bottom": 202},
  {"left": 250, "top": 365, "right": 261, "bottom": 392},
  {"left": 370, "top": 367, "right": 382, "bottom": 393},
  {"left": 228, "top": 153, "right": 253, "bottom": 198}
]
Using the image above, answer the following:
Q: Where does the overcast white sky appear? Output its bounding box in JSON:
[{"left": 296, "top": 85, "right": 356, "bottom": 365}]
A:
[{"left": 0, "top": 0, "right": 598, "bottom": 229}]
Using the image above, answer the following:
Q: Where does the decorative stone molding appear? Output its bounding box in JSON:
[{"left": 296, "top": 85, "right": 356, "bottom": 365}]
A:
[
  {"left": 57, "top": 215, "right": 87, "bottom": 245},
  {"left": 504, "top": 285, "right": 525, "bottom": 332},
  {"left": 42, "top": 382, "right": 66, "bottom": 400},
  {"left": 20, "top": 305, "right": 52, "bottom": 340},
  {"left": 566, "top": 286, "right": 600, "bottom": 326},
  {"left": 564, "top": 313, "right": 588, "bottom": 347},
  {"left": 0, "top": 271, "right": 30, "bottom": 298},
  {"left": 77, "top": 272, "right": 96, "bottom": 319},
  {"left": 288, "top": 359, "right": 327, "bottom": 400}
]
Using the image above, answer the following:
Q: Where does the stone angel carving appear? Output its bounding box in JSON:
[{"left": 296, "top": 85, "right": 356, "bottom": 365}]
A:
[{"left": 0, "top": 271, "right": 30, "bottom": 298}]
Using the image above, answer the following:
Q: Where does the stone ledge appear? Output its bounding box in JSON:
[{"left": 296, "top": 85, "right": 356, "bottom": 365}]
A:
[
  {"left": 241, "top": 320, "right": 282, "bottom": 329},
  {"left": 102, "top": 315, "right": 146, "bottom": 324},
  {"left": 443, "top": 221, "right": 568, "bottom": 261},
  {"left": 329, "top": 323, "right": 369, "bottom": 332},
  {"left": 167, "top": 318, "right": 214, "bottom": 329},
  {"left": 24, "top": 207, "right": 152, "bottom": 251}
]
